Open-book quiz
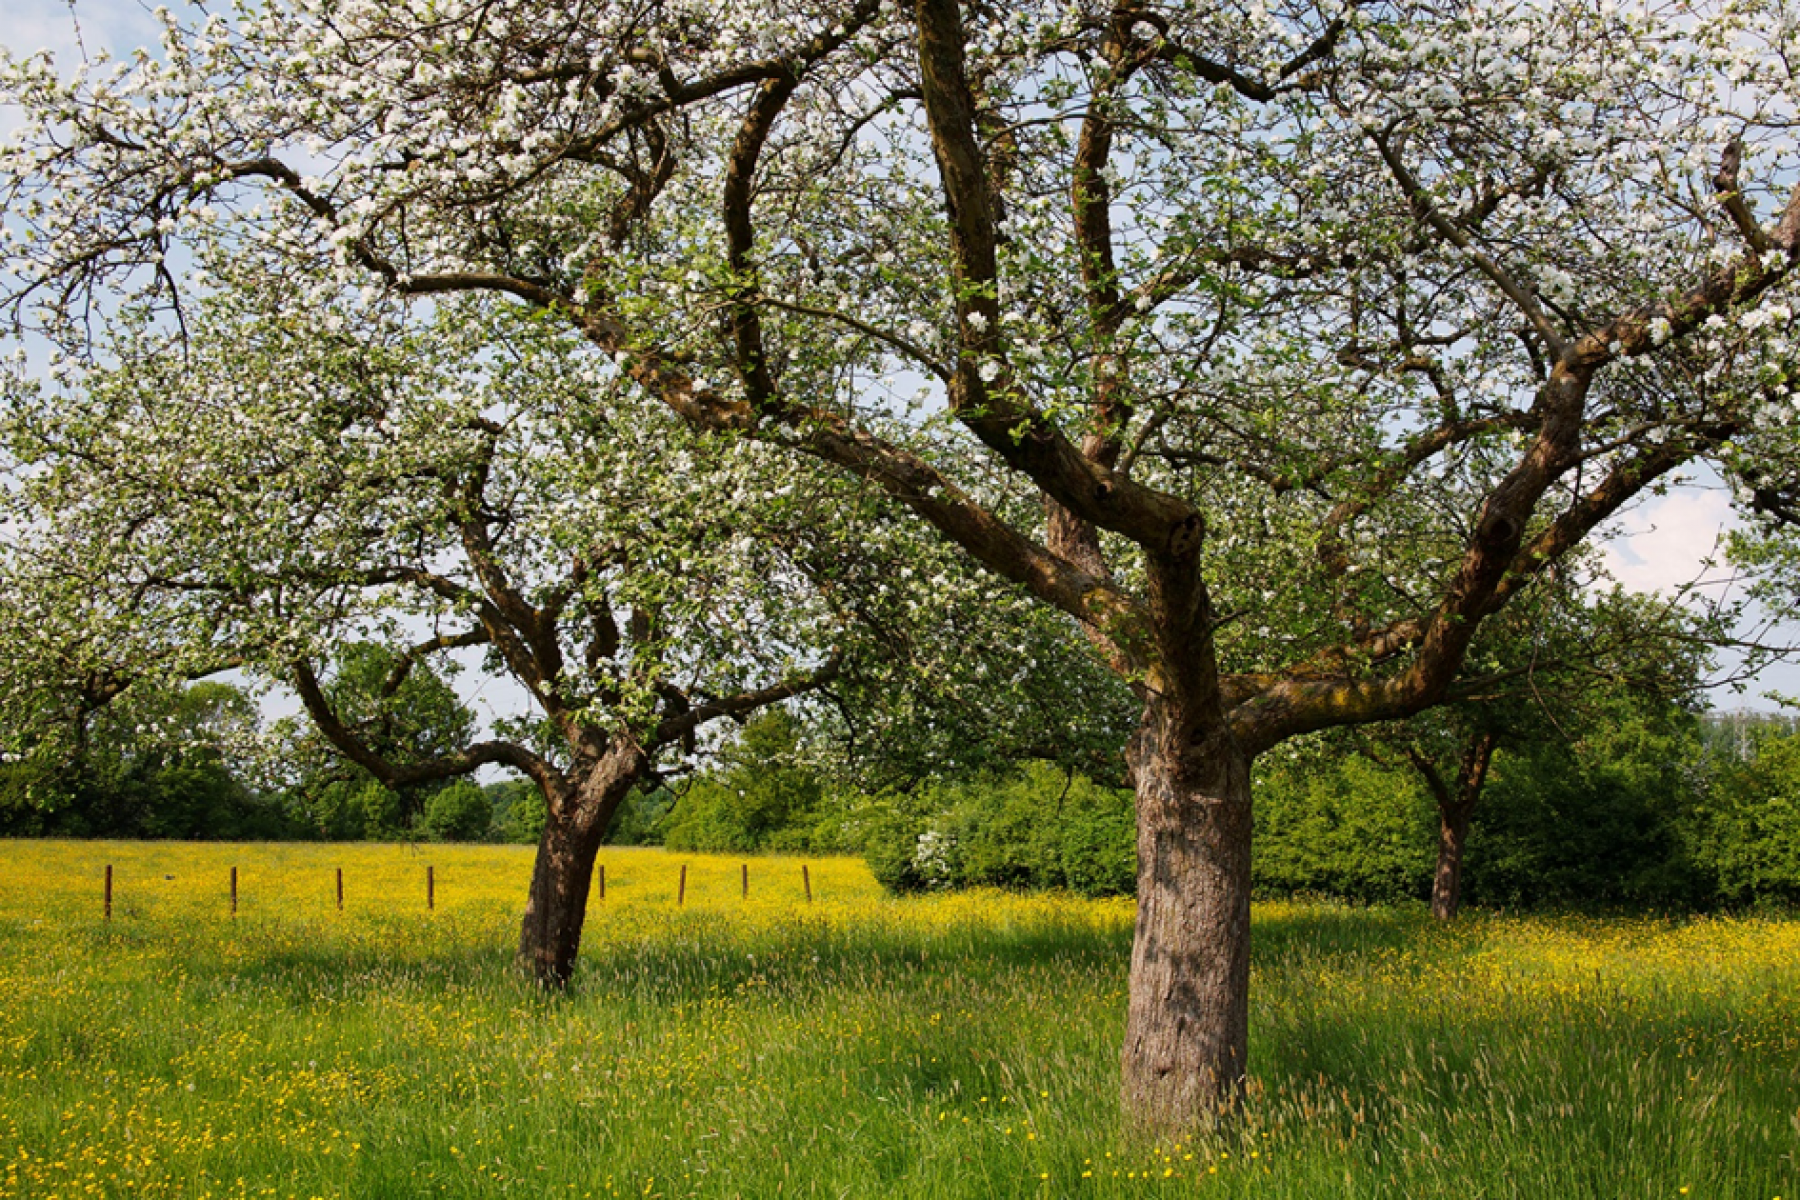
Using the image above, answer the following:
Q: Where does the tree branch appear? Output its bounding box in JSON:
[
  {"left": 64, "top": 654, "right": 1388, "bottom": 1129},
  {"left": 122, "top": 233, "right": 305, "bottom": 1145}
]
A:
[
  {"left": 650, "top": 651, "right": 844, "bottom": 747},
  {"left": 292, "top": 658, "right": 563, "bottom": 794},
  {"left": 378, "top": 626, "right": 490, "bottom": 698},
  {"left": 1367, "top": 127, "right": 1569, "bottom": 358}
]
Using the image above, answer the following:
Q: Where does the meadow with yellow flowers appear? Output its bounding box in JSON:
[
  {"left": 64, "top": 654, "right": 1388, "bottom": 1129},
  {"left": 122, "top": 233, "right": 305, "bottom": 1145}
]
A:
[{"left": 0, "top": 840, "right": 1794, "bottom": 1199}]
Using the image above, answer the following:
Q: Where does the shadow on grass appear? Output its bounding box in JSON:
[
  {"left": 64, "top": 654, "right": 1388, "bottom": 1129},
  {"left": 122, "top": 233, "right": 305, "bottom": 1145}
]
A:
[
  {"left": 567, "top": 913, "right": 1135, "bottom": 1007},
  {"left": 59, "top": 896, "right": 1456, "bottom": 1016},
  {"left": 55, "top": 900, "right": 1139, "bottom": 1012},
  {"left": 1251, "top": 901, "right": 1442, "bottom": 964}
]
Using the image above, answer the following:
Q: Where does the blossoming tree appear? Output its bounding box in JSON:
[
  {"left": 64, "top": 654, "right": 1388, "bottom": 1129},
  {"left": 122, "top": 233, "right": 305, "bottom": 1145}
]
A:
[
  {"left": 0, "top": 283, "right": 1110, "bottom": 985},
  {"left": 7, "top": 0, "right": 1800, "bottom": 1124}
]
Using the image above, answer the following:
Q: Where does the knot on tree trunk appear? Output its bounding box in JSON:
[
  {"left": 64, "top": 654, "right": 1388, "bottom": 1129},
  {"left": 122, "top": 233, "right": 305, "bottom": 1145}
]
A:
[
  {"left": 1476, "top": 511, "right": 1519, "bottom": 546},
  {"left": 1167, "top": 512, "right": 1204, "bottom": 561}
]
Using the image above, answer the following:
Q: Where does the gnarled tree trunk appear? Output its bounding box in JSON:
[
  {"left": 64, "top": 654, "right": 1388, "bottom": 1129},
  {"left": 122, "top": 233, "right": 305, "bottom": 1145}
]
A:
[
  {"left": 517, "top": 744, "right": 647, "bottom": 989},
  {"left": 1121, "top": 697, "right": 1254, "bottom": 1128}
]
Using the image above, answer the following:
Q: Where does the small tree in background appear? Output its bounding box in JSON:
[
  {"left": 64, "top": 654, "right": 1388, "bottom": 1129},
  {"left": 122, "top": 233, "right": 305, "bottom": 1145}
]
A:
[
  {"left": 1350, "top": 580, "right": 1715, "bottom": 918},
  {"left": 661, "top": 710, "right": 826, "bottom": 853},
  {"left": 0, "top": 679, "right": 291, "bottom": 839},
  {"left": 423, "top": 779, "right": 498, "bottom": 842},
  {"left": 0, "top": 297, "right": 856, "bottom": 986}
]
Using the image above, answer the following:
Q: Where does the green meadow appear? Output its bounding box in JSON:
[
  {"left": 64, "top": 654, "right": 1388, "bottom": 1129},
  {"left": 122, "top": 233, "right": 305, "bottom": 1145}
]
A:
[{"left": 0, "top": 841, "right": 1794, "bottom": 1199}]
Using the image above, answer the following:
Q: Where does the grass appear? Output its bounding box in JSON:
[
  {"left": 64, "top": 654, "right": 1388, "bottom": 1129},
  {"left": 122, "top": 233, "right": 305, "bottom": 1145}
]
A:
[{"left": 0, "top": 840, "right": 1794, "bottom": 1199}]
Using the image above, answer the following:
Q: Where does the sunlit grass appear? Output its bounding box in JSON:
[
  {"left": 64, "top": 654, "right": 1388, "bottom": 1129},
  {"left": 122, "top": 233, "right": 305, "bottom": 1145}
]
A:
[{"left": 0, "top": 840, "right": 1794, "bottom": 1198}]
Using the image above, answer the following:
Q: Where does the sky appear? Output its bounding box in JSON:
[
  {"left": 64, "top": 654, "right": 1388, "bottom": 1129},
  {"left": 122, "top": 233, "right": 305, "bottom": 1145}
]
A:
[
  {"left": 3, "top": 0, "right": 1796, "bottom": 717},
  {"left": 0, "top": 0, "right": 157, "bottom": 85}
]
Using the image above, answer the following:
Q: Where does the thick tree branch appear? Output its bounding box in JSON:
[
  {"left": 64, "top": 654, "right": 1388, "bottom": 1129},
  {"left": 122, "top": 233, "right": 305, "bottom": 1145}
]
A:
[
  {"left": 292, "top": 658, "right": 564, "bottom": 794},
  {"left": 1228, "top": 168, "right": 1800, "bottom": 751},
  {"left": 723, "top": 73, "right": 800, "bottom": 408},
  {"left": 913, "top": 0, "right": 1203, "bottom": 561},
  {"left": 1713, "top": 139, "right": 1772, "bottom": 256},
  {"left": 650, "top": 651, "right": 844, "bottom": 746}
]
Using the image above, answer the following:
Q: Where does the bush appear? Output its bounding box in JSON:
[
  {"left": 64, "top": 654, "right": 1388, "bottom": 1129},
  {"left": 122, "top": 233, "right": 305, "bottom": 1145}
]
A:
[
  {"left": 861, "top": 803, "right": 932, "bottom": 894},
  {"left": 422, "top": 780, "right": 494, "bottom": 842},
  {"left": 1251, "top": 706, "right": 1723, "bottom": 911},
  {"left": 1058, "top": 777, "right": 1137, "bottom": 897},
  {"left": 942, "top": 780, "right": 1048, "bottom": 890},
  {"left": 358, "top": 781, "right": 407, "bottom": 839},
  {"left": 1253, "top": 755, "right": 1435, "bottom": 903},
  {"left": 604, "top": 785, "right": 671, "bottom": 845},
  {"left": 661, "top": 779, "right": 767, "bottom": 852},
  {"left": 1462, "top": 712, "right": 1711, "bottom": 911},
  {"left": 488, "top": 779, "right": 547, "bottom": 844},
  {"left": 1690, "top": 729, "right": 1800, "bottom": 907},
  {"left": 659, "top": 711, "right": 827, "bottom": 853},
  {"left": 858, "top": 763, "right": 1137, "bottom": 898}
]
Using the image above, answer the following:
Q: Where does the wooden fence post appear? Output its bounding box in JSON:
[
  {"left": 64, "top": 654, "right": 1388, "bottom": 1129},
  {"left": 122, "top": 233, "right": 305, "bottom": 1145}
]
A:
[
  {"left": 678, "top": 863, "right": 687, "bottom": 906},
  {"left": 598, "top": 864, "right": 605, "bottom": 901},
  {"left": 104, "top": 864, "right": 112, "bottom": 920},
  {"left": 742, "top": 862, "right": 749, "bottom": 899},
  {"left": 230, "top": 866, "right": 238, "bottom": 916},
  {"left": 427, "top": 865, "right": 435, "bottom": 911},
  {"left": 802, "top": 863, "right": 812, "bottom": 903},
  {"left": 335, "top": 867, "right": 344, "bottom": 911}
]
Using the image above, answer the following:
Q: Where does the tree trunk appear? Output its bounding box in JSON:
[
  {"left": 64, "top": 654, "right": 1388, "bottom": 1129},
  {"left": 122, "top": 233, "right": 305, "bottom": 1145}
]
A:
[
  {"left": 1120, "top": 699, "right": 1254, "bottom": 1129},
  {"left": 1418, "top": 730, "right": 1497, "bottom": 922},
  {"left": 1431, "top": 800, "right": 1473, "bottom": 921},
  {"left": 517, "top": 745, "right": 646, "bottom": 989}
]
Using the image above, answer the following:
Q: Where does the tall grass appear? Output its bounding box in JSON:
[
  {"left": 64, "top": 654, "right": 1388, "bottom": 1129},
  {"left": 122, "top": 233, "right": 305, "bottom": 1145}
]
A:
[{"left": 0, "top": 840, "right": 1793, "bottom": 1198}]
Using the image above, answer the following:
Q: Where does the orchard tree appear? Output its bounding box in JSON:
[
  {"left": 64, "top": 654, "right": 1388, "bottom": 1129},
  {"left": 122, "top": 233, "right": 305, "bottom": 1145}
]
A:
[
  {"left": 0, "top": 279, "right": 1108, "bottom": 984},
  {"left": 10, "top": 0, "right": 1800, "bottom": 1126},
  {"left": 1, "top": 292, "right": 836, "bottom": 984}
]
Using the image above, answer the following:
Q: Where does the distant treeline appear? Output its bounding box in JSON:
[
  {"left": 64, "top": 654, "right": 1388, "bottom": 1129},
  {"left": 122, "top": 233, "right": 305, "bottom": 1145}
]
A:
[{"left": 5, "top": 690, "right": 1799, "bottom": 911}]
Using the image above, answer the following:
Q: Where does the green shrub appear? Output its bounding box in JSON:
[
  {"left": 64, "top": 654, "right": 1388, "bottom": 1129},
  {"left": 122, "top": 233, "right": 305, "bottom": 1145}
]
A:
[
  {"left": 945, "top": 778, "right": 1053, "bottom": 890},
  {"left": 604, "top": 785, "right": 672, "bottom": 845},
  {"left": 859, "top": 800, "right": 932, "bottom": 893},
  {"left": 422, "top": 780, "right": 494, "bottom": 842},
  {"left": 487, "top": 779, "right": 546, "bottom": 844},
  {"left": 1462, "top": 713, "right": 1711, "bottom": 911},
  {"left": 1058, "top": 777, "right": 1136, "bottom": 897},
  {"left": 1251, "top": 706, "right": 1723, "bottom": 911},
  {"left": 660, "top": 711, "right": 826, "bottom": 852},
  {"left": 357, "top": 780, "right": 406, "bottom": 839},
  {"left": 856, "top": 763, "right": 1137, "bottom": 898},
  {"left": 1253, "top": 755, "right": 1434, "bottom": 904},
  {"left": 1691, "top": 729, "right": 1800, "bottom": 906}
]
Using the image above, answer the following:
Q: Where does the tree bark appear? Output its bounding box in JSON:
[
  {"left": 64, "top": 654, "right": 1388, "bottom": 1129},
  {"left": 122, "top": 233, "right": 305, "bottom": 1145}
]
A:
[
  {"left": 1431, "top": 799, "right": 1474, "bottom": 921},
  {"left": 517, "top": 743, "right": 646, "bottom": 989},
  {"left": 1120, "top": 697, "right": 1254, "bottom": 1128}
]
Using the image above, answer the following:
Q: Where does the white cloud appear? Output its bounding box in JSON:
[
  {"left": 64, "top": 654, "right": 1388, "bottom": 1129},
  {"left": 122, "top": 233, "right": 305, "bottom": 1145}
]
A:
[
  {"left": 1599, "top": 485, "right": 1737, "bottom": 596},
  {"left": 1595, "top": 486, "right": 1800, "bottom": 710}
]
